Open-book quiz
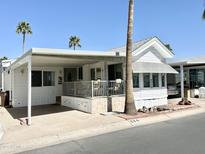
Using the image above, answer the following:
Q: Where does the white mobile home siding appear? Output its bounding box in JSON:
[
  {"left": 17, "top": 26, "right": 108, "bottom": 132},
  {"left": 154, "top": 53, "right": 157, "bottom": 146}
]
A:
[
  {"left": 135, "top": 50, "right": 164, "bottom": 63},
  {"left": 12, "top": 65, "right": 63, "bottom": 107},
  {"left": 32, "top": 67, "right": 63, "bottom": 106},
  {"left": 4, "top": 71, "right": 11, "bottom": 91},
  {"left": 132, "top": 50, "right": 168, "bottom": 108}
]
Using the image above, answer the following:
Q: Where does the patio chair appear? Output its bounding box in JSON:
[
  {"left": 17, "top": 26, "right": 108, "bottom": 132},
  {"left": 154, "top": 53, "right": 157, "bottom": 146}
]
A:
[
  {"left": 93, "top": 80, "right": 101, "bottom": 96},
  {"left": 199, "top": 87, "right": 205, "bottom": 98},
  {"left": 114, "top": 79, "right": 122, "bottom": 95}
]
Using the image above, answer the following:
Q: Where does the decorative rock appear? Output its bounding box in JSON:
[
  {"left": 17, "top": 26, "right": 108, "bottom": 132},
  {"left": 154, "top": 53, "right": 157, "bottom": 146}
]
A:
[
  {"left": 157, "top": 105, "right": 169, "bottom": 112},
  {"left": 178, "top": 100, "right": 184, "bottom": 105},
  {"left": 185, "top": 100, "right": 192, "bottom": 105},
  {"left": 153, "top": 106, "right": 157, "bottom": 112},
  {"left": 142, "top": 106, "right": 148, "bottom": 113},
  {"left": 178, "top": 98, "right": 192, "bottom": 105}
]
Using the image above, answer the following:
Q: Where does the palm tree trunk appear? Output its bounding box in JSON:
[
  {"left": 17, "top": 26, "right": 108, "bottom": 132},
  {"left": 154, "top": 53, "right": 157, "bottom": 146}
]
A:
[
  {"left": 22, "top": 33, "right": 26, "bottom": 53},
  {"left": 74, "top": 45, "right": 76, "bottom": 51},
  {"left": 125, "top": 0, "right": 137, "bottom": 114},
  {"left": 203, "top": 9, "right": 205, "bottom": 19}
]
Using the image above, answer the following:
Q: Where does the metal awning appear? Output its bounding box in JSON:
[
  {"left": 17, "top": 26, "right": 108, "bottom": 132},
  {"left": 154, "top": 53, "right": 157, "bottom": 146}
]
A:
[{"left": 132, "top": 62, "right": 178, "bottom": 74}]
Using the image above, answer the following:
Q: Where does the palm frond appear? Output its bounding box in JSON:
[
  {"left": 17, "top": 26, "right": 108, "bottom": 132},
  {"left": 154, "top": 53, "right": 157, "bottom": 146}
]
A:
[
  {"left": 68, "top": 35, "right": 81, "bottom": 50},
  {"left": 16, "top": 21, "right": 32, "bottom": 35}
]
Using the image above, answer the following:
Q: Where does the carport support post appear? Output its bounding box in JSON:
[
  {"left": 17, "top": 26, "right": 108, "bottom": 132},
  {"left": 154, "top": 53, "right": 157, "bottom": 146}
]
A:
[
  {"left": 1, "top": 69, "right": 4, "bottom": 91},
  {"left": 91, "top": 80, "right": 94, "bottom": 98},
  {"left": 27, "top": 58, "right": 32, "bottom": 125},
  {"left": 180, "top": 64, "right": 184, "bottom": 98}
]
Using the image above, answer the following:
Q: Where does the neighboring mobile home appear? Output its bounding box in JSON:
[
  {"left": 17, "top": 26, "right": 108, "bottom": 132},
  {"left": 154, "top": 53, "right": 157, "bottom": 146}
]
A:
[
  {"left": 2, "top": 37, "right": 177, "bottom": 125},
  {"left": 0, "top": 60, "right": 14, "bottom": 91},
  {"left": 168, "top": 56, "right": 205, "bottom": 98}
]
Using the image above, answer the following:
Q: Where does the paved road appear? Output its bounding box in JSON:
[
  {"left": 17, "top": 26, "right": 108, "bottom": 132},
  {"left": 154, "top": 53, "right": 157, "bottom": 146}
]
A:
[{"left": 20, "top": 113, "right": 205, "bottom": 154}]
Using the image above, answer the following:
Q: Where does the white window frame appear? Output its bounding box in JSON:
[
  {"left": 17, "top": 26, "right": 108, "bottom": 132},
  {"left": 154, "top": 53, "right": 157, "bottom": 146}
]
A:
[
  {"left": 32, "top": 70, "right": 56, "bottom": 87},
  {"left": 133, "top": 73, "right": 140, "bottom": 88},
  {"left": 43, "top": 71, "right": 55, "bottom": 87},
  {"left": 142, "top": 73, "right": 164, "bottom": 89},
  {"left": 143, "top": 73, "right": 151, "bottom": 88},
  {"left": 152, "top": 73, "right": 160, "bottom": 88},
  {"left": 161, "top": 73, "right": 166, "bottom": 88}
]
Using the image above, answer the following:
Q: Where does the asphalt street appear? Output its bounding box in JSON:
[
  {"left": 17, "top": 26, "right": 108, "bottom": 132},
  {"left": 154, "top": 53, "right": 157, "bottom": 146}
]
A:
[{"left": 19, "top": 113, "right": 205, "bottom": 154}]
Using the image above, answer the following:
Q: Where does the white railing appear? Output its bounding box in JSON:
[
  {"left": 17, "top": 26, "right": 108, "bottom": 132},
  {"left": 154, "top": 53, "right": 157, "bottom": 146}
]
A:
[{"left": 63, "top": 80, "right": 125, "bottom": 98}]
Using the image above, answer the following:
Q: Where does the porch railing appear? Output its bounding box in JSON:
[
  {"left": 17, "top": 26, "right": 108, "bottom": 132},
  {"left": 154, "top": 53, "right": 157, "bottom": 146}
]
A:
[{"left": 63, "top": 80, "right": 125, "bottom": 98}]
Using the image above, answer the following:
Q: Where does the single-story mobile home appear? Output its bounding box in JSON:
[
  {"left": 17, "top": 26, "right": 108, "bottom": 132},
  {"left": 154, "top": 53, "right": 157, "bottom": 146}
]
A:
[
  {"left": 2, "top": 37, "right": 177, "bottom": 125},
  {"left": 168, "top": 56, "right": 205, "bottom": 98}
]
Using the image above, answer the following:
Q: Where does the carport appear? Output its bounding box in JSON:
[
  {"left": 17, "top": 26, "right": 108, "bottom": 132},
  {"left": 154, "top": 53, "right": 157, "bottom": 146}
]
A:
[{"left": 9, "top": 48, "right": 125, "bottom": 125}]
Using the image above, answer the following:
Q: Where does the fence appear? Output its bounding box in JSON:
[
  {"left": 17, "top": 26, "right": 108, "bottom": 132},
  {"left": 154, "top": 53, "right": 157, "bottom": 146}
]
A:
[{"left": 63, "top": 80, "right": 125, "bottom": 98}]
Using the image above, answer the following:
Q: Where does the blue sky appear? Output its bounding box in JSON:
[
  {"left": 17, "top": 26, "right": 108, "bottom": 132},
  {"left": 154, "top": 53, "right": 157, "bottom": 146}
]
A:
[{"left": 0, "top": 0, "right": 205, "bottom": 59}]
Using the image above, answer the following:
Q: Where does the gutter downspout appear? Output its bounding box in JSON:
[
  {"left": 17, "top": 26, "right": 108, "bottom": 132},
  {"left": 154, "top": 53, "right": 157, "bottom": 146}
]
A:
[
  {"left": 1, "top": 70, "right": 4, "bottom": 91},
  {"left": 9, "top": 61, "right": 12, "bottom": 104},
  {"left": 27, "top": 56, "right": 32, "bottom": 125},
  {"left": 180, "top": 64, "right": 184, "bottom": 98}
]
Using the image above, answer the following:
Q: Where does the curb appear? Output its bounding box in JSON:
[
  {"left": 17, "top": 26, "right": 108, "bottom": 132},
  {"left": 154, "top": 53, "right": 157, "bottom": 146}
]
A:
[{"left": 1, "top": 107, "right": 205, "bottom": 154}]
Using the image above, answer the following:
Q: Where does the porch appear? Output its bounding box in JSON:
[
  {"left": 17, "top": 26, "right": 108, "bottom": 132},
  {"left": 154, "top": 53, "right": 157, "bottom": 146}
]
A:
[{"left": 63, "top": 80, "right": 125, "bottom": 98}]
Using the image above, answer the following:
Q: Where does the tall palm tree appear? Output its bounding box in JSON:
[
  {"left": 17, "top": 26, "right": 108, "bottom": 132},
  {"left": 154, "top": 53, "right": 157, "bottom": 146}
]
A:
[
  {"left": 16, "top": 21, "right": 32, "bottom": 53},
  {"left": 69, "top": 36, "right": 81, "bottom": 50},
  {"left": 125, "top": 0, "right": 137, "bottom": 115},
  {"left": 203, "top": 0, "right": 205, "bottom": 19}
]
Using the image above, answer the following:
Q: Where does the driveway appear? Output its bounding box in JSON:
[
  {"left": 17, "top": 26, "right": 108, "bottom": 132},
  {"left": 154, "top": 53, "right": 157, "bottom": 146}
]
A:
[
  {"left": 0, "top": 123, "right": 3, "bottom": 142},
  {"left": 5, "top": 104, "right": 73, "bottom": 119},
  {"left": 0, "top": 104, "right": 123, "bottom": 151}
]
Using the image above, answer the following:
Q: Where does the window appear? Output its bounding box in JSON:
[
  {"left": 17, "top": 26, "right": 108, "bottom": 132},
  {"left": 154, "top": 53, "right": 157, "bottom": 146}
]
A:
[
  {"left": 64, "top": 68, "right": 77, "bottom": 82},
  {"left": 78, "top": 67, "right": 83, "bottom": 80},
  {"left": 152, "top": 73, "right": 159, "bottom": 87},
  {"left": 133, "top": 73, "right": 139, "bottom": 88},
  {"left": 91, "top": 69, "right": 95, "bottom": 80},
  {"left": 115, "top": 64, "right": 122, "bottom": 79},
  {"left": 32, "top": 71, "right": 42, "bottom": 87},
  {"left": 43, "top": 71, "right": 55, "bottom": 86},
  {"left": 96, "top": 68, "right": 101, "bottom": 79},
  {"left": 108, "top": 64, "right": 122, "bottom": 80},
  {"left": 143, "top": 73, "right": 150, "bottom": 88},
  {"left": 190, "top": 69, "right": 205, "bottom": 89},
  {"left": 161, "top": 74, "right": 165, "bottom": 87}
]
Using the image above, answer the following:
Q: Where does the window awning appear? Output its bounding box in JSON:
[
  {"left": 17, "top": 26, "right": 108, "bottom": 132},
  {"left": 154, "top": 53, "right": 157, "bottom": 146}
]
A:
[{"left": 132, "top": 62, "right": 178, "bottom": 74}]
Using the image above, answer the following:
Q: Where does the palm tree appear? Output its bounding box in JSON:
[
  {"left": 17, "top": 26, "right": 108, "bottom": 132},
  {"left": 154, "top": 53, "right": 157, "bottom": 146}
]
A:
[
  {"left": 69, "top": 36, "right": 81, "bottom": 50},
  {"left": 16, "top": 21, "right": 32, "bottom": 53},
  {"left": 165, "top": 44, "right": 172, "bottom": 51},
  {"left": 203, "top": 0, "right": 205, "bottom": 19},
  {"left": 124, "top": 0, "right": 137, "bottom": 115},
  {"left": 0, "top": 56, "right": 8, "bottom": 61}
]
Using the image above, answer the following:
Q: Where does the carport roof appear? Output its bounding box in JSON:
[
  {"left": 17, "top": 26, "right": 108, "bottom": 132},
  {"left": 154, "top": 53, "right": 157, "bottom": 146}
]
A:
[
  {"left": 169, "top": 55, "right": 205, "bottom": 67},
  {"left": 31, "top": 48, "right": 125, "bottom": 57},
  {"left": 10, "top": 48, "right": 126, "bottom": 69}
]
